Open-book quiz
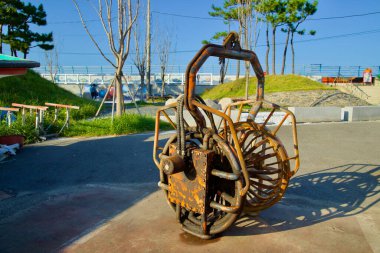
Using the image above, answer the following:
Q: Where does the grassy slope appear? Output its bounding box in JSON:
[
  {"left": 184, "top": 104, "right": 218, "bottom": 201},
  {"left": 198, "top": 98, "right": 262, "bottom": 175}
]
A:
[
  {"left": 0, "top": 71, "right": 170, "bottom": 142},
  {"left": 202, "top": 74, "right": 335, "bottom": 100},
  {"left": 0, "top": 70, "right": 97, "bottom": 119}
]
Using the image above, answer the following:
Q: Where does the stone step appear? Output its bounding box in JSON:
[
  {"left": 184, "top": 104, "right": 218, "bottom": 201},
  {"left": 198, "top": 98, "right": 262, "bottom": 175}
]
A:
[{"left": 337, "top": 86, "right": 380, "bottom": 105}]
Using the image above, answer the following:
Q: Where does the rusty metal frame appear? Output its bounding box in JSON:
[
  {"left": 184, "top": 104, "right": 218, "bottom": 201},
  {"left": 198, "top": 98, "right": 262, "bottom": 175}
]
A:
[
  {"left": 184, "top": 34, "right": 265, "bottom": 129},
  {"left": 222, "top": 99, "right": 300, "bottom": 177},
  {"left": 152, "top": 32, "right": 300, "bottom": 239}
]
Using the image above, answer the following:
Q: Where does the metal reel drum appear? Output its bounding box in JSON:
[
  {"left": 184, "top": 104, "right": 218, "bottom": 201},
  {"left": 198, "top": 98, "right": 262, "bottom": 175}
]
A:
[
  {"left": 153, "top": 32, "right": 300, "bottom": 239},
  {"left": 229, "top": 122, "right": 291, "bottom": 213},
  {"left": 159, "top": 132, "right": 245, "bottom": 239}
]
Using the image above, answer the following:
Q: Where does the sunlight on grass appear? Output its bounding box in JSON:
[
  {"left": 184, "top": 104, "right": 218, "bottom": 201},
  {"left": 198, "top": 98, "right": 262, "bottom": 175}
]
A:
[
  {"left": 63, "top": 114, "right": 171, "bottom": 137},
  {"left": 0, "top": 70, "right": 98, "bottom": 120},
  {"left": 201, "top": 74, "right": 335, "bottom": 100}
]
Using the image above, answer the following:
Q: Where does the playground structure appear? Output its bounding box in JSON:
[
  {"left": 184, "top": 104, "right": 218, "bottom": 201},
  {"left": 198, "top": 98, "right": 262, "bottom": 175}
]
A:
[
  {"left": 153, "top": 32, "right": 300, "bottom": 239},
  {"left": 0, "top": 107, "right": 19, "bottom": 126}
]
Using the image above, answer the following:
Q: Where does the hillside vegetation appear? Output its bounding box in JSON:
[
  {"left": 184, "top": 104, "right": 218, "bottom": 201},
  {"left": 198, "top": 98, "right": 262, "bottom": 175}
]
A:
[
  {"left": 0, "top": 71, "right": 170, "bottom": 143},
  {"left": 202, "top": 74, "right": 335, "bottom": 100},
  {"left": 0, "top": 70, "right": 97, "bottom": 119}
]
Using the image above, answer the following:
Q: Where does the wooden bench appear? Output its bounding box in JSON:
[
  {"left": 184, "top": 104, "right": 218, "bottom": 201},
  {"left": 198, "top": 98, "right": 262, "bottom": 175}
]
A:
[
  {"left": 45, "top": 103, "right": 80, "bottom": 134},
  {"left": 12, "top": 103, "right": 48, "bottom": 131}
]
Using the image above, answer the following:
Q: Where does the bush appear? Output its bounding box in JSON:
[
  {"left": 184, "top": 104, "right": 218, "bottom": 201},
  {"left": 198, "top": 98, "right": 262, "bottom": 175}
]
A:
[
  {"left": 71, "top": 103, "right": 98, "bottom": 120},
  {"left": 0, "top": 117, "right": 39, "bottom": 144}
]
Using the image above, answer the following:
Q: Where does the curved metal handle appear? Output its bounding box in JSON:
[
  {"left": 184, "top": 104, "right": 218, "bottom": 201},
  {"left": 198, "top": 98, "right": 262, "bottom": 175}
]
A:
[{"left": 184, "top": 32, "right": 265, "bottom": 128}]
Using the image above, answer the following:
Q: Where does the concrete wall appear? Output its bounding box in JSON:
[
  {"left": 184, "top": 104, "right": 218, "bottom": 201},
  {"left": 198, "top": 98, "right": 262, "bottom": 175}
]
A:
[
  {"left": 57, "top": 83, "right": 215, "bottom": 98},
  {"left": 288, "top": 107, "right": 342, "bottom": 123},
  {"left": 344, "top": 106, "right": 380, "bottom": 122}
]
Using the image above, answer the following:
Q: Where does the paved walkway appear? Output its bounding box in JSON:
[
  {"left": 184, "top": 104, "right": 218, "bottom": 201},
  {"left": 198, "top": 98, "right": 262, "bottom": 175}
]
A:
[{"left": 0, "top": 122, "right": 379, "bottom": 253}]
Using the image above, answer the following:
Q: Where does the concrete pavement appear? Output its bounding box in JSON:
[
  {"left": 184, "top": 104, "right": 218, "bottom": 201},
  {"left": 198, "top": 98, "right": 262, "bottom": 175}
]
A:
[{"left": 0, "top": 122, "right": 379, "bottom": 252}]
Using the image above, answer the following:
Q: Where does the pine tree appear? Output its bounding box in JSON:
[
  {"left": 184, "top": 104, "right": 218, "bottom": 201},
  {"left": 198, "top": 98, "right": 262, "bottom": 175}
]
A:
[{"left": 0, "top": 1, "right": 53, "bottom": 58}]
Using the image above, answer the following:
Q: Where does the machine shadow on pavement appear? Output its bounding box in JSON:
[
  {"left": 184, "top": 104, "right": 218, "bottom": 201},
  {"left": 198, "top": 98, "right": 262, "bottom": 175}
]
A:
[{"left": 225, "top": 163, "right": 379, "bottom": 237}]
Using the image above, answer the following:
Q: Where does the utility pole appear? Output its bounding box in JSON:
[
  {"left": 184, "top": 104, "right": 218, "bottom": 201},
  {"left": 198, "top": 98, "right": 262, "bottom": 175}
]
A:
[{"left": 145, "top": 0, "right": 151, "bottom": 99}]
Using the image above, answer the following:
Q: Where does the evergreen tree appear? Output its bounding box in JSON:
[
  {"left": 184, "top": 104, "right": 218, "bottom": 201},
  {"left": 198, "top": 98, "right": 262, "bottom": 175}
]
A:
[
  {"left": 283, "top": 0, "right": 318, "bottom": 74},
  {"left": 0, "top": 1, "right": 53, "bottom": 58},
  {"left": 256, "top": 0, "right": 288, "bottom": 75},
  {"left": 208, "top": 0, "right": 254, "bottom": 80},
  {"left": 0, "top": 0, "right": 23, "bottom": 54}
]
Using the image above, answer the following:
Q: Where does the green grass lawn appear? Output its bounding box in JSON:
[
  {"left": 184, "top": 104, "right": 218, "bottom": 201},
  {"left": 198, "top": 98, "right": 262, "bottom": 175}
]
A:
[
  {"left": 202, "top": 74, "right": 335, "bottom": 100},
  {"left": 63, "top": 114, "right": 171, "bottom": 137}
]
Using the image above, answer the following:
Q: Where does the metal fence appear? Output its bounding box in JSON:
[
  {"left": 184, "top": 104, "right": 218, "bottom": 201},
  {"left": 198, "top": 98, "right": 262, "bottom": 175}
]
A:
[
  {"left": 35, "top": 64, "right": 380, "bottom": 82},
  {"left": 35, "top": 64, "right": 239, "bottom": 76},
  {"left": 301, "top": 64, "right": 380, "bottom": 77}
]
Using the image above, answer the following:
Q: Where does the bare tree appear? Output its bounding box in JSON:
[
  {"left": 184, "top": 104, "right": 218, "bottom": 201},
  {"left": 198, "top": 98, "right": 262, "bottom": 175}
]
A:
[
  {"left": 44, "top": 46, "right": 59, "bottom": 84},
  {"left": 72, "top": 0, "right": 139, "bottom": 116},
  {"left": 157, "top": 31, "right": 171, "bottom": 97},
  {"left": 132, "top": 20, "right": 146, "bottom": 101},
  {"left": 145, "top": 0, "right": 151, "bottom": 99},
  {"left": 77, "top": 82, "right": 85, "bottom": 97}
]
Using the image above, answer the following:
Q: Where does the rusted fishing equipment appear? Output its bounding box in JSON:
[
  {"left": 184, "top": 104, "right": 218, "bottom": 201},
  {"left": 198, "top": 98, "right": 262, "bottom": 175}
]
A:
[{"left": 153, "top": 32, "right": 300, "bottom": 239}]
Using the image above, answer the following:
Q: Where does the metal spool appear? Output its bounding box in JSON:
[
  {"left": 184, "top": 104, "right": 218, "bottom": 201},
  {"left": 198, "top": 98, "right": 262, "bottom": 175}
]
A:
[{"left": 153, "top": 32, "right": 300, "bottom": 239}]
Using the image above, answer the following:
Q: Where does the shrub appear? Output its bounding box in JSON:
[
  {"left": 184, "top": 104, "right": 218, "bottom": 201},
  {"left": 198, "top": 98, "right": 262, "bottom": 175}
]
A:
[{"left": 0, "top": 116, "right": 39, "bottom": 144}]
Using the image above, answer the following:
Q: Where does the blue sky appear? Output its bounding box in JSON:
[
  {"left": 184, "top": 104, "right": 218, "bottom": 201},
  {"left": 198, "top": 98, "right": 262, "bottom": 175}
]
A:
[{"left": 19, "top": 0, "right": 380, "bottom": 73}]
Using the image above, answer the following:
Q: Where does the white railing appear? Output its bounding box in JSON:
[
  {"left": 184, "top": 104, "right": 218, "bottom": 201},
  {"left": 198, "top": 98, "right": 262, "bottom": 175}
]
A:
[{"left": 39, "top": 73, "right": 238, "bottom": 86}]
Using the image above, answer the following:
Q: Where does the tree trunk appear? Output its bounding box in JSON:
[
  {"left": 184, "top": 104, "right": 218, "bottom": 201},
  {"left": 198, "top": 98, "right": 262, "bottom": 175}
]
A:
[
  {"left": 115, "top": 72, "right": 125, "bottom": 116},
  {"left": 265, "top": 23, "right": 270, "bottom": 75},
  {"left": 160, "top": 70, "right": 165, "bottom": 97},
  {"left": 0, "top": 24, "right": 3, "bottom": 54},
  {"left": 236, "top": 27, "right": 242, "bottom": 80},
  {"left": 281, "top": 29, "right": 290, "bottom": 75},
  {"left": 220, "top": 64, "right": 225, "bottom": 84},
  {"left": 145, "top": 0, "right": 151, "bottom": 99},
  {"left": 23, "top": 51, "right": 27, "bottom": 59},
  {"left": 244, "top": 22, "right": 250, "bottom": 100},
  {"left": 140, "top": 74, "right": 145, "bottom": 101},
  {"left": 272, "top": 27, "right": 276, "bottom": 75},
  {"left": 291, "top": 32, "right": 295, "bottom": 74},
  {"left": 236, "top": 61, "right": 240, "bottom": 80}
]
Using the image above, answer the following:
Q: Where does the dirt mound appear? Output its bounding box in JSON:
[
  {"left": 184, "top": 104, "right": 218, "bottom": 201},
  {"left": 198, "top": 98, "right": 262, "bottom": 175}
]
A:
[{"left": 249, "top": 90, "right": 370, "bottom": 107}]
